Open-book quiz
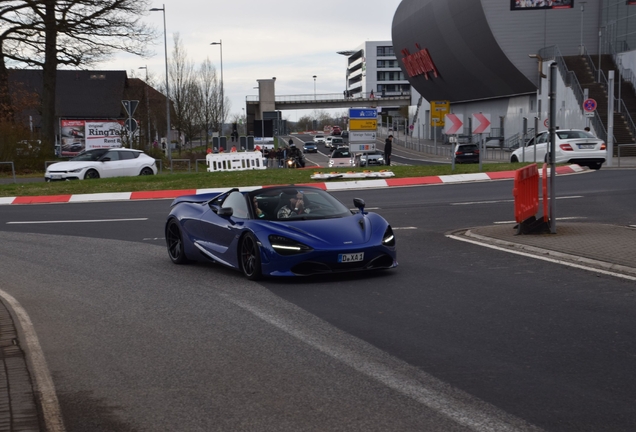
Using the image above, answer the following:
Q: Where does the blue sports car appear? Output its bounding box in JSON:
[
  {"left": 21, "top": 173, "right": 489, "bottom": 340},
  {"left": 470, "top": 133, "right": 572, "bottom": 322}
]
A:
[{"left": 165, "top": 185, "right": 397, "bottom": 279}]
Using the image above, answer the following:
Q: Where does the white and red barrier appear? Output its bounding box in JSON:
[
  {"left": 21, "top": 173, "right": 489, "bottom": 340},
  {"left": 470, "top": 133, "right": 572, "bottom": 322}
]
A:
[{"left": 206, "top": 151, "right": 266, "bottom": 172}]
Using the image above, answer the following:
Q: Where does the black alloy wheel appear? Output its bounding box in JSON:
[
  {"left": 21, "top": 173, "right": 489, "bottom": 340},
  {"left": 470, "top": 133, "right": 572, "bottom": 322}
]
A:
[
  {"left": 166, "top": 220, "right": 189, "bottom": 264},
  {"left": 240, "top": 233, "right": 262, "bottom": 280},
  {"left": 140, "top": 167, "right": 154, "bottom": 175},
  {"left": 84, "top": 169, "right": 100, "bottom": 179}
]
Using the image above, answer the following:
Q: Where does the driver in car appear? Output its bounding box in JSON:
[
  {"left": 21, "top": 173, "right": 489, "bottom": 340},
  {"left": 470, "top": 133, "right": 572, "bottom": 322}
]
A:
[{"left": 277, "top": 192, "right": 311, "bottom": 219}]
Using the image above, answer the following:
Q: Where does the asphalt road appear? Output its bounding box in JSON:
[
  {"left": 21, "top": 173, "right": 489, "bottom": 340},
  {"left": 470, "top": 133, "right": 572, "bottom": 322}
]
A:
[{"left": 1, "top": 169, "right": 635, "bottom": 431}]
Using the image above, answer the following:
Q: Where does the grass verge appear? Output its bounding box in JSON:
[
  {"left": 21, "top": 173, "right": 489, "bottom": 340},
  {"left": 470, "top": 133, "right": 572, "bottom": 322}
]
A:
[{"left": 0, "top": 163, "right": 531, "bottom": 197}]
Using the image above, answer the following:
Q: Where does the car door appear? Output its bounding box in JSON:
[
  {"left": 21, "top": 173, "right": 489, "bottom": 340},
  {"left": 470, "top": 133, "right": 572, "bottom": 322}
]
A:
[
  {"left": 118, "top": 151, "right": 139, "bottom": 176},
  {"left": 524, "top": 132, "right": 547, "bottom": 162},
  {"left": 99, "top": 150, "right": 125, "bottom": 178},
  {"left": 192, "top": 191, "right": 248, "bottom": 268}
]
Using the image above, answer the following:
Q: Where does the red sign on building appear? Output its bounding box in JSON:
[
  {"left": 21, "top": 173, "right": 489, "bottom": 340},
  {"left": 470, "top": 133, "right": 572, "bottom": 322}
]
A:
[{"left": 400, "top": 44, "right": 440, "bottom": 80}]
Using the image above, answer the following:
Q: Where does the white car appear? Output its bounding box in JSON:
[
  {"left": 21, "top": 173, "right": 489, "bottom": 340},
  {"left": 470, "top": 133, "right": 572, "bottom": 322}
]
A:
[
  {"left": 45, "top": 148, "right": 158, "bottom": 181},
  {"left": 325, "top": 136, "right": 334, "bottom": 148},
  {"left": 314, "top": 134, "right": 326, "bottom": 144},
  {"left": 510, "top": 129, "right": 607, "bottom": 170},
  {"left": 328, "top": 148, "right": 355, "bottom": 168}
]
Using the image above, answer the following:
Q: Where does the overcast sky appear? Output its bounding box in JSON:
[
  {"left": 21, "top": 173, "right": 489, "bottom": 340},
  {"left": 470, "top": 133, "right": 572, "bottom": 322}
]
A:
[{"left": 96, "top": 0, "right": 402, "bottom": 121}]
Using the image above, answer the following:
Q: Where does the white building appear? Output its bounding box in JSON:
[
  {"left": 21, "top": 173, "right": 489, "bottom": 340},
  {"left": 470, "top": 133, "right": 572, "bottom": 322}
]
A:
[{"left": 338, "top": 41, "right": 425, "bottom": 124}]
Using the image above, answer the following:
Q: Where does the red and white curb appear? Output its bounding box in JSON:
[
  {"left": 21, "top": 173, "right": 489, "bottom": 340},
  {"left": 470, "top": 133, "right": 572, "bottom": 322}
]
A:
[{"left": 0, "top": 165, "right": 586, "bottom": 205}]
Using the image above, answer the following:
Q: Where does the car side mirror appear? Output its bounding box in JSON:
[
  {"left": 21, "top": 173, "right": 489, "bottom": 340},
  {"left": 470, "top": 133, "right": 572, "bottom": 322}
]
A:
[
  {"left": 353, "top": 198, "right": 366, "bottom": 214},
  {"left": 101, "top": 157, "right": 111, "bottom": 162},
  {"left": 218, "top": 207, "right": 233, "bottom": 217}
]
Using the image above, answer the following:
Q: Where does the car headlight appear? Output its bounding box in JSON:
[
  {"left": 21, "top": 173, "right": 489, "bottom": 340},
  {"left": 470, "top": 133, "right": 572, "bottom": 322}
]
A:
[
  {"left": 269, "top": 235, "right": 313, "bottom": 255},
  {"left": 68, "top": 168, "right": 84, "bottom": 173},
  {"left": 382, "top": 226, "right": 395, "bottom": 247}
]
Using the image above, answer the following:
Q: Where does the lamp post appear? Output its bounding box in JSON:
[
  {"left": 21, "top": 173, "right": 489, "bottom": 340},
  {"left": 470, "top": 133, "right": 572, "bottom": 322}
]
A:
[
  {"left": 313, "top": 75, "right": 317, "bottom": 100},
  {"left": 579, "top": 2, "right": 586, "bottom": 56},
  {"left": 138, "top": 66, "right": 151, "bottom": 148},
  {"left": 149, "top": 4, "right": 171, "bottom": 160},
  {"left": 210, "top": 40, "right": 224, "bottom": 138}
]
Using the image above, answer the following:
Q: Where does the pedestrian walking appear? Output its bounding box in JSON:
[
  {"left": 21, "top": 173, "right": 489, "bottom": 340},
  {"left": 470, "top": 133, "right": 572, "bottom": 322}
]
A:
[{"left": 384, "top": 134, "right": 393, "bottom": 166}]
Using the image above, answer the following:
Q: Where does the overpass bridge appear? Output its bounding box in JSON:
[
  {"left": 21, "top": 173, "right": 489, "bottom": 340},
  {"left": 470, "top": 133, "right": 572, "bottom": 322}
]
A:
[{"left": 245, "top": 78, "right": 411, "bottom": 135}]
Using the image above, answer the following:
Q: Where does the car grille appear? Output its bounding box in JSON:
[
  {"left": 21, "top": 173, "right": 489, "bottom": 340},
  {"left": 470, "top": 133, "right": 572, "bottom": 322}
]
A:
[{"left": 290, "top": 254, "right": 395, "bottom": 276}]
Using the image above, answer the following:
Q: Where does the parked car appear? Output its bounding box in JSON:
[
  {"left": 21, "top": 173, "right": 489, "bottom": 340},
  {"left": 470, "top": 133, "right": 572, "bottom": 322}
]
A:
[
  {"left": 314, "top": 134, "right": 326, "bottom": 144},
  {"left": 328, "top": 148, "right": 355, "bottom": 167},
  {"left": 358, "top": 150, "right": 385, "bottom": 167},
  {"left": 510, "top": 129, "right": 606, "bottom": 169},
  {"left": 164, "top": 185, "right": 398, "bottom": 279},
  {"left": 325, "top": 136, "right": 334, "bottom": 148},
  {"left": 453, "top": 143, "right": 480, "bottom": 164},
  {"left": 45, "top": 148, "right": 157, "bottom": 181},
  {"left": 303, "top": 141, "right": 318, "bottom": 153}
]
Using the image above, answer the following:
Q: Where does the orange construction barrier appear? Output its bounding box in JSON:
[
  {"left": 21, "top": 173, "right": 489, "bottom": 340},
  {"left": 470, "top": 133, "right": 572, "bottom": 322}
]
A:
[{"left": 512, "top": 163, "right": 539, "bottom": 223}]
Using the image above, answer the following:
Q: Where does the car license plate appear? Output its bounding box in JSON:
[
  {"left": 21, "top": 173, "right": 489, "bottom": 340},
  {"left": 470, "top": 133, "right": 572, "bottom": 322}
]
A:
[
  {"left": 338, "top": 252, "right": 364, "bottom": 263},
  {"left": 579, "top": 144, "right": 595, "bottom": 149},
  {"left": 465, "top": 152, "right": 473, "bottom": 155},
  {"left": 51, "top": 174, "right": 62, "bottom": 179}
]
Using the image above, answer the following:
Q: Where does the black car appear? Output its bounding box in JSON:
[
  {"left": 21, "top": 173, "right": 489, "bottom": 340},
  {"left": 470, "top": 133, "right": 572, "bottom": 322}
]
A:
[
  {"left": 341, "top": 130, "right": 349, "bottom": 138},
  {"left": 454, "top": 143, "right": 480, "bottom": 164}
]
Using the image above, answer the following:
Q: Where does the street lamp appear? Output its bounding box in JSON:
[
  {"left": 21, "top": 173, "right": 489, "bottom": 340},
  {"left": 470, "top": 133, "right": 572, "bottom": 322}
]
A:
[
  {"left": 313, "top": 75, "right": 317, "bottom": 100},
  {"left": 579, "top": 2, "right": 587, "bottom": 56},
  {"left": 210, "top": 40, "right": 224, "bottom": 138},
  {"left": 149, "top": 4, "right": 171, "bottom": 160},
  {"left": 138, "top": 66, "right": 151, "bottom": 148}
]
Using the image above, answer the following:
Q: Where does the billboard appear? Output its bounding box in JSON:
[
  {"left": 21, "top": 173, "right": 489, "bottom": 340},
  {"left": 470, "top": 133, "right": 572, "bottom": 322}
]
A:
[
  {"left": 511, "top": 0, "right": 573, "bottom": 10},
  {"left": 60, "top": 120, "right": 124, "bottom": 157}
]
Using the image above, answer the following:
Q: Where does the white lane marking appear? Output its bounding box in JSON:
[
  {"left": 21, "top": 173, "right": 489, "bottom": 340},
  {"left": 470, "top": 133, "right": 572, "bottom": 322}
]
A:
[
  {"left": 630, "top": 225, "right": 636, "bottom": 229},
  {"left": 7, "top": 218, "right": 148, "bottom": 225},
  {"left": 143, "top": 237, "right": 165, "bottom": 241},
  {"left": 393, "top": 227, "right": 418, "bottom": 230},
  {"left": 447, "top": 233, "right": 636, "bottom": 282},
  {"left": 224, "top": 296, "right": 540, "bottom": 432},
  {"left": 0, "top": 290, "right": 65, "bottom": 432},
  {"left": 452, "top": 196, "right": 584, "bottom": 206}
]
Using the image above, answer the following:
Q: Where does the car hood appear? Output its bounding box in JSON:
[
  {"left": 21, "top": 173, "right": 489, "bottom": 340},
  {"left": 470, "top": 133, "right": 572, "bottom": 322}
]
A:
[
  {"left": 46, "top": 161, "right": 99, "bottom": 171},
  {"left": 266, "top": 214, "right": 375, "bottom": 246}
]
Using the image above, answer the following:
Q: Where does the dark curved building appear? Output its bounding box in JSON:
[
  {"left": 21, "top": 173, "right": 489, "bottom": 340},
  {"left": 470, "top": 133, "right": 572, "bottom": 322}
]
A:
[{"left": 391, "top": 0, "right": 636, "bottom": 141}]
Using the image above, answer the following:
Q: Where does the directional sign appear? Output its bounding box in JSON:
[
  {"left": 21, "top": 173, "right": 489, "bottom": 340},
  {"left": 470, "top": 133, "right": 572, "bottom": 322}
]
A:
[
  {"left": 349, "top": 143, "right": 376, "bottom": 152},
  {"left": 349, "top": 108, "right": 378, "bottom": 118},
  {"left": 349, "top": 119, "right": 377, "bottom": 130},
  {"left": 444, "top": 113, "right": 463, "bottom": 135},
  {"left": 122, "top": 100, "right": 139, "bottom": 117},
  {"left": 349, "top": 131, "right": 377, "bottom": 142},
  {"left": 472, "top": 113, "right": 491, "bottom": 134},
  {"left": 431, "top": 100, "right": 450, "bottom": 127}
]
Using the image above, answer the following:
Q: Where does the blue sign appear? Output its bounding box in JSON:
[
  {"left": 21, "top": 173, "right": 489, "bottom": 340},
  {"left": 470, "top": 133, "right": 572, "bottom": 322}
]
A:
[{"left": 349, "top": 108, "right": 378, "bottom": 119}]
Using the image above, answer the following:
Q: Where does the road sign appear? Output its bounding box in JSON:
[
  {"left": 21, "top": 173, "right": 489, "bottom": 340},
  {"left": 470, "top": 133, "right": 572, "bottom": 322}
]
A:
[
  {"left": 349, "top": 108, "right": 378, "bottom": 118},
  {"left": 583, "top": 98, "right": 597, "bottom": 112},
  {"left": 349, "top": 143, "right": 376, "bottom": 152},
  {"left": 122, "top": 100, "right": 139, "bottom": 117},
  {"left": 444, "top": 113, "right": 463, "bottom": 135},
  {"left": 544, "top": 118, "right": 549, "bottom": 128},
  {"left": 583, "top": 98, "right": 597, "bottom": 118},
  {"left": 472, "top": 113, "right": 491, "bottom": 134},
  {"left": 125, "top": 118, "right": 138, "bottom": 133},
  {"left": 349, "top": 131, "right": 377, "bottom": 141},
  {"left": 431, "top": 100, "right": 450, "bottom": 127},
  {"left": 349, "top": 119, "right": 377, "bottom": 130}
]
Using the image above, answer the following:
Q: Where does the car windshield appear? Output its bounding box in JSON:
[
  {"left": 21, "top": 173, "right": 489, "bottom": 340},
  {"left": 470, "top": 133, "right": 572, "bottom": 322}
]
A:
[
  {"left": 70, "top": 149, "right": 109, "bottom": 161},
  {"left": 249, "top": 187, "right": 352, "bottom": 221}
]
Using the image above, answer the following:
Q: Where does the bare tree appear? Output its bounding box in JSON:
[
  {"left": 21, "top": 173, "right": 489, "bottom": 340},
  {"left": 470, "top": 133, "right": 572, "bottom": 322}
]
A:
[
  {"left": 0, "top": 0, "right": 155, "bottom": 148},
  {"left": 169, "top": 33, "right": 198, "bottom": 153},
  {"left": 198, "top": 57, "right": 218, "bottom": 150}
]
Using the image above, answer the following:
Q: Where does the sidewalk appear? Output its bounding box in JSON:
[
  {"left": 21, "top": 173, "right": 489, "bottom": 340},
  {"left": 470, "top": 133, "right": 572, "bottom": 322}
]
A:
[{"left": 451, "top": 222, "right": 636, "bottom": 280}]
